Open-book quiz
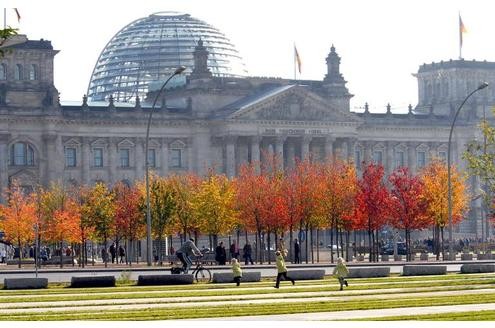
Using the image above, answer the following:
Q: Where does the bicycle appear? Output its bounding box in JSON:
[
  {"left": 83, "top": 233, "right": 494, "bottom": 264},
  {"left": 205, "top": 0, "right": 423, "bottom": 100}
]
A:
[{"left": 172, "top": 255, "right": 212, "bottom": 283}]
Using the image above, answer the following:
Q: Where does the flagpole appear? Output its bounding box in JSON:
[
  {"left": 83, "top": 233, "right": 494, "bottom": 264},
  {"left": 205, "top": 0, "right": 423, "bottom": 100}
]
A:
[
  {"left": 3, "top": 8, "right": 6, "bottom": 29},
  {"left": 459, "top": 13, "right": 462, "bottom": 60},
  {"left": 293, "top": 43, "right": 297, "bottom": 82}
]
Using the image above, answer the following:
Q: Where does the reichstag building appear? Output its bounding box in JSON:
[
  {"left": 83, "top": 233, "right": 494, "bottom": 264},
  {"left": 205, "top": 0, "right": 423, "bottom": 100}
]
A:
[{"left": 1, "top": 12, "right": 494, "bottom": 238}]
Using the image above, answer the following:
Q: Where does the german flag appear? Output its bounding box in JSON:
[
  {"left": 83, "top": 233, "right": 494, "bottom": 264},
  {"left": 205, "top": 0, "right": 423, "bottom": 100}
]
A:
[
  {"left": 459, "top": 14, "right": 467, "bottom": 47},
  {"left": 294, "top": 45, "right": 302, "bottom": 74}
]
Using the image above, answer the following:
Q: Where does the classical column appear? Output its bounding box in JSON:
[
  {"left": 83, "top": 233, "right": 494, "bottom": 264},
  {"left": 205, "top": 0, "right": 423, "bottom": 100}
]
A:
[
  {"left": 274, "top": 136, "right": 286, "bottom": 170},
  {"left": 386, "top": 141, "right": 394, "bottom": 175},
  {"left": 135, "top": 138, "right": 145, "bottom": 182},
  {"left": 187, "top": 137, "right": 194, "bottom": 172},
  {"left": 42, "top": 134, "right": 58, "bottom": 185},
  {"left": 250, "top": 136, "right": 261, "bottom": 173},
  {"left": 324, "top": 135, "right": 335, "bottom": 161},
  {"left": 407, "top": 142, "right": 417, "bottom": 173},
  {"left": 225, "top": 136, "right": 237, "bottom": 177},
  {"left": 286, "top": 139, "right": 296, "bottom": 169},
  {"left": 347, "top": 137, "right": 357, "bottom": 163},
  {"left": 364, "top": 141, "right": 373, "bottom": 163},
  {"left": 301, "top": 135, "right": 311, "bottom": 160},
  {"left": 161, "top": 137, "right": 169, "bottom": 177},
  {"left": 81, "top": 137, "right": 90, "bottom": 185},
  {"left": 108, "top": 137, "right": 118, "bottom": 184},
  {"left": 0, "top": 133, "right": 10, "bottom": 202}
]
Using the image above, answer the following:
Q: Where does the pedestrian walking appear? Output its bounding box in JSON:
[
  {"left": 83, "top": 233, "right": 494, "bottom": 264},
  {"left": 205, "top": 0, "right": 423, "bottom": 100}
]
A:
[
  {"left": 294, "top": 239, "right": 300, "bottom": 264},
  {"left": 333, "top": 257, "right": 349, "bottom": 291},
  {"left": 243, "top": 241, "right": 254, "bottom": 265},
  {"left": 274, "top": 250, "right": 295, "bottom": 288},
  {"left": 109, "top": 243, "right": 116, "bottom": 264},
  {"left": 118, "top": 245, "right": 125, "bottom": 263},
  {"left": 215, "top": 241, "right": 227, "bottom": 265},
  {"left": 231, "top": 258, "right": 242, "bottom": 286}
]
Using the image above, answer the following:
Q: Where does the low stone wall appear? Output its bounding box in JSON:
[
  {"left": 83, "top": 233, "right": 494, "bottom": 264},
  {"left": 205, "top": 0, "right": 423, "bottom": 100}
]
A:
[
  {"left": 70, "top": 276, "right": 116, "bottom": 288},
  {"left": 3, "top": 278, "right": 48, "bottom": 290},
  {"left": 286, "top": 269, "right": 325, "bottom": 280},
  {"left": 460, "top": 264, "right": 495, "bottom": 274},
  {"left": 347, "top": 267, "right": 390, "bottom": 278},
  {"left": 212, "top": 272, "right": 261, "bottom": 283},
  {"left": 402, "top": 265, "right": 446, "bottom": 276},
  {"left": 137, "top": 274, "right": 194, "bottom": 285}
]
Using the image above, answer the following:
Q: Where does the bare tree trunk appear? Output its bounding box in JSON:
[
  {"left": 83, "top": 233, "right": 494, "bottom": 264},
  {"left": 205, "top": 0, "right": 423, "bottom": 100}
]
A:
[
  {"left": 330, "top": 222, "right": 335, "bottom": 263},
  {"left": 316, "top": 228, "right": 320, "bottom": 263},
  {"left": 289, "top": 226, "right": 294, "bottom": 263}
]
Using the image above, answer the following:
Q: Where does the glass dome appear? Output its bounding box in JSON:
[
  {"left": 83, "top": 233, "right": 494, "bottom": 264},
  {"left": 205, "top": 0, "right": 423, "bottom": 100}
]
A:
[{"left": 87, "top": 12, "right": 248, "bottom": 102}]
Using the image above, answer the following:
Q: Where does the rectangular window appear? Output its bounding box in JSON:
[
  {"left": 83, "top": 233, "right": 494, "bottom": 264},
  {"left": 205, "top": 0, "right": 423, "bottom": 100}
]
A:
[
  {"left": 147, "top": 149, "right": 156, "bottom": 168},
  {"left": 417, "top": 151, "right": 426, "bottom": 168},
  {"left": 438, "top": 151, "right": 447, "bottom": 162},
  {"left": 395, "top": 151, "right": 405, "bottom": 168},
  {"left": 93, "top": 148, "right": 103, "bottom": 167},
  {"left": 65, "top": 147, "right": 77, "bottom": 167},
  {"left": 171, "top": 149, "right": 182, "bottom": 168},
  {"left": 119, "top": 148, "right": 130, "bottom": 168},
  {"left": 373, "top": 151, "right": 383, "bottom": 165},
  {"left": 14, "top": 143, "right": 25, "bottom": 166}
]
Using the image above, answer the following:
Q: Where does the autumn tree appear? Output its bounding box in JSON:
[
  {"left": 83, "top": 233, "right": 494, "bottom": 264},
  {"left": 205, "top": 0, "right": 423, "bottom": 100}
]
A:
[
  {"left": 0, "top": 181, "right": 36, "bottom": 268},
  {"left": 285, "top": 159, "right": 324, "bottom": 263},
  {"left": 421, "top": 160, "right": 468, "bottom": 260},
  {"left": 114, "top": 182, "right": 145, "bottom": 265},
  {"left": 194, "top": 173, "right": 238, "bottom": 247},
  {"left": 81, "top": 182, "right": 115, "bottom": 267},
  {"left": 464, "top": 118, "right": 495, "bottom": 243},
  {"left": 236, "top": 163, "right": 268, "bottom": 263},
  {"left": 354, "top": 163, "right": 391, "bottom": 262},
  {"left": 320, "top": 159, "right": 358, "bottom": 262},
  {"left": 388, "top": 167, "right": 430, "bottom": 261},
  {"left": 170, "top": 174, "right": 201, "bottom": 243},
  {"left": 39, "top": 182, "right": 80, "bottom": 267}
]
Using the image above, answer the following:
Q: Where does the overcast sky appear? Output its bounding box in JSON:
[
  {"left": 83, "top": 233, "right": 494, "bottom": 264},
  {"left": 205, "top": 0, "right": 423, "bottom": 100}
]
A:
[{"left": 4, "top": 0, "right": 495, "bottom": 112}]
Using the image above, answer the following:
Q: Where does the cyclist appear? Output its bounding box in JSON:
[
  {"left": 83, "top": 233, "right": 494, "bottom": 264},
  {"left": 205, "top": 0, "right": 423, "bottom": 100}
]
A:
[{"left": 176, "top": 238, "right": 202, "bottom": 274}]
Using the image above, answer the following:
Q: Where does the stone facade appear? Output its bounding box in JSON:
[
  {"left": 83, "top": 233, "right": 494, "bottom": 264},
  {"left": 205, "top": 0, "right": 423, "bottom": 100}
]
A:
[{"left": 0, "top": 35, "right": 493, "bottom": 238}]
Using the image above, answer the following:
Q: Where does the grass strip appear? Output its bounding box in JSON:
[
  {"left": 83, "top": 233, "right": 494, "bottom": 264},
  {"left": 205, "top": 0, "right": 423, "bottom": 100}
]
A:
[
  {"left": 2, "top": 290, "right": 495, "bottom": 320},
  {"left": 362, "top": 310, "right": 495, "bottom": 321}
]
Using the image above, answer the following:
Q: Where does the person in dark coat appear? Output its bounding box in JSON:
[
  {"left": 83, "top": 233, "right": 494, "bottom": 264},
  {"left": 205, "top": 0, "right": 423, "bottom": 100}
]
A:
[
  {"left": 215, "top": 241, "right": 227, "bottom": 265},
  {"left": 243, "top": 241, "right": 254, "bottom": 265},
  {"left": 118, "top": 245, "right": 125, "bottom": 263},
  {"left": 294, "top": 239, "right": 300, "bottom": 264},
  {"left": 109, "top": 243, "right": 116, "bottom": 264}
]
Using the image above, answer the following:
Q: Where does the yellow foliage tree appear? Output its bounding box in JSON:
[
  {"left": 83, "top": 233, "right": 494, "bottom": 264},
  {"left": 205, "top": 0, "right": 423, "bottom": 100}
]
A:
[
  {"left": 421, "top": 160, "right": 469, "bottom": 260},
  {"left": 193, "top": 174, "right": 238, "bottom": 246}
]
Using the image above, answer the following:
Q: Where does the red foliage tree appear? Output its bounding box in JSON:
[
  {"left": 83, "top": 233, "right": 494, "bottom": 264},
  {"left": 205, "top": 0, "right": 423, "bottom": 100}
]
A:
[
  {"left": 354, "top": 163, "right": 392, "bottom": 262},
  {"left": 388, "top": 167, "right": 430, "bottom": 261}
]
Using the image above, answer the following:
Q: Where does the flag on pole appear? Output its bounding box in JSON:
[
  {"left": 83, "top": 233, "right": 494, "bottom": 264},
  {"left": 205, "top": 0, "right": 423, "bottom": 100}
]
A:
[
  {"left": 294, "top": 45, "right": 302, "bottom": 74},
  {"left": 14, "top": 8, "right": 20, "bottom": 22},
  {"left": 459, "top": 14, "right": 467, "bottom": 48}
]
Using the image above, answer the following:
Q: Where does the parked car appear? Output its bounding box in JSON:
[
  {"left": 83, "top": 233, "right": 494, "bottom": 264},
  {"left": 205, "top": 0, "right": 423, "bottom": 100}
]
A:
[{"left": 380, "top": 242, "right": 407, "bottom": 255}]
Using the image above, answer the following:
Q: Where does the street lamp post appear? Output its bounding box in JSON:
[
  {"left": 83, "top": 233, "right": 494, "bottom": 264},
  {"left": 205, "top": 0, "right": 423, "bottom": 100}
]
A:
[
  {"left": 447, "top": 82, "right": 488, "bottom": 261},
  {"left": 145, "top": 66, "right": 186, "bottom": 266}
]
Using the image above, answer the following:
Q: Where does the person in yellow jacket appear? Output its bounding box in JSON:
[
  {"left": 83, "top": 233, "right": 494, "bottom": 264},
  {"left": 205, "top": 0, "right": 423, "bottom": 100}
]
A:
[
  {"left": 274, "top": 250, "right": 295, "bottom": 288},
  {"left": 333, "top": 257, "right": 349, "bottom": 291},
  {"left": 231, "top": 258, "right": 242, "bottom": 286}
]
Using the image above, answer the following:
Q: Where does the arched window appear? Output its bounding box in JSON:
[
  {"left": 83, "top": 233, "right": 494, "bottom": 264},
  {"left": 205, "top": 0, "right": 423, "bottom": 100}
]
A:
[
  {"left": 10, "top": 142, "right": 35, "bottom": 166},
  {"left": 14, "top": 64, "right": 23, "bottom": 80},
  {"left": 29, "top": 64, "right": 37, "bottom": 80},
  {"left": 0, "top": 63, "right": 6, "bottom": 80}
]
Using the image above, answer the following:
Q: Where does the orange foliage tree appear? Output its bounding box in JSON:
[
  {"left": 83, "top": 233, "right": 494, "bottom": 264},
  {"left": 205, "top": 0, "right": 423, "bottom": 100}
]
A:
[
  {"left": 421, "top": 160, "right": 469, "bottom": 260},
  {"left": 170, "top": 173, "right": 201, "bottom": 242},
  {"left": 320, "top": 159, "right": 358, "bottom": 262},
  {"left": 0, "top": 181, "right": 36, "bottom": 268},
  {"left": 114, "top": 182, "right": 145, "bottom": 265}
]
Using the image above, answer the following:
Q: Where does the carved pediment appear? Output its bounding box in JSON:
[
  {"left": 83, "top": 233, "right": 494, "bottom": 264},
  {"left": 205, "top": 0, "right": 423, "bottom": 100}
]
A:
[{"left": 228, "top": 86, "right": 360, "bottom": 123}]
